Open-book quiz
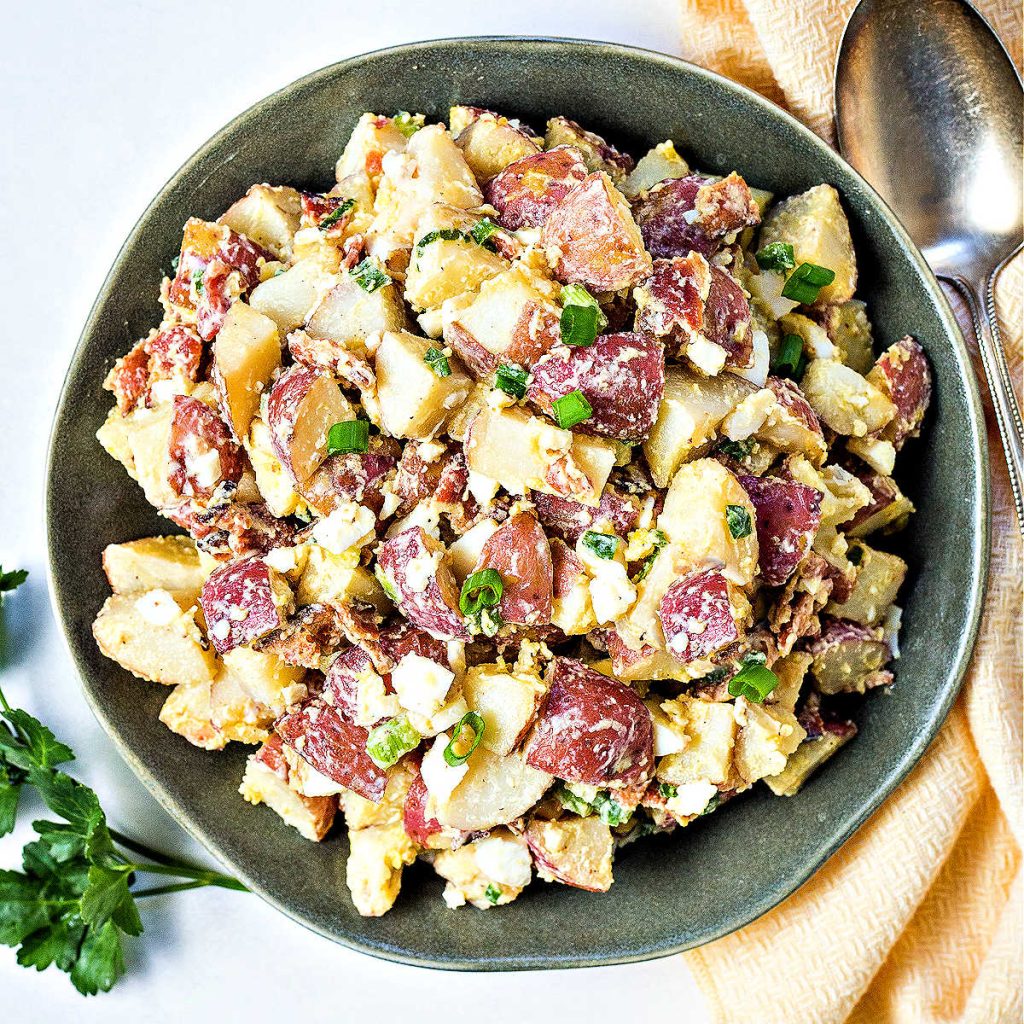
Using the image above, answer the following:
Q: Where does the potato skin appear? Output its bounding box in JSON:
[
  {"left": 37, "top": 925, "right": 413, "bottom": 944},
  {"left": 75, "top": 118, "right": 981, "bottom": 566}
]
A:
[
  {"left": 739, "top": 474, "right": 822, "bottom": 587},
  {"left": 200, "top": 557, "right": 293, "bottom": 654},
  {"left": 472, "top": 512, "right": 553, "bottom": 626},
  {"left": 659, "top": 568, "right": 738, "bottom": 662},
  {"left": 526, "top": 815, "right": 614, "bottom": 892},
  {"left": 484, "top": 145, "right": 589, "bottom": 231}
]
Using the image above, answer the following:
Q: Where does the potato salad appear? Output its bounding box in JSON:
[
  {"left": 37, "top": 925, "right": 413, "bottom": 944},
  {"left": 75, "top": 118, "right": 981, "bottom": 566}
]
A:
[{"left": 93, "top": 106, "right": 931, "bottom": 916}]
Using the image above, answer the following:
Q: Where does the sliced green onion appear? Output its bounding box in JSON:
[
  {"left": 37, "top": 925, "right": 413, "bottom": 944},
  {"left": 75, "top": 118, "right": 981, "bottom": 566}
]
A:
[
  {"left": 631, "top": 528, "right": 667, "bottom": 584},
  {"left": 459, "top": 569, "right": 503, "bottom": 616},
  {"left": 414, "top": 228, "right": 468, "bottom": 254},
  {"left": 725, "top": 503, "right": 752, "bottom": 540},
  {"left": 466, "top": 606, "right": 503, "bottom": 638},
  {"left": 374, "top": 563, "right": 398, "bottom": 602},
  {"left": 551, "top": 389, "right": 592, "bottom": 429},
  {"left": 556, "top": 785, "right": 593, "bottom": 817},
  {"left": 470, "top": 217, "right": 500, "bottom": 250},
  {"left": 755, "top": 241, "right": 795, "bottom": 272},
  {"left": 350, "top": 257, "right": 390, "bottom": 293},
  {"left": 772, "top": 333, "right": 806, "bottom": 380},
  {"left": 700, "top": 793, "right": 721, "bottom": 816},
  {"left": 718, "top": 438, "right": 754, "bottom": 461},
  {"left": 443, "top": 711, "right": 485, "bottom": 767},
  {"left": 424, "top": 347, "right": 452, "bottom": 378},
  {"left": 393, "top": 111, "right": 425, "bottom": 138},
  {"left": 591, "top": 792, "right": 631, "bottom": 827},
  {"left": 191, "top": 268, "right": 205, "bottom": 298},
  {"left": 727, "top": 654, "right": 779, "bottom": 703},
  {"left": 327, "top": 419, "right": 370, "bottom": 455},
  {"left": 558, "top": 283, "right": 608, "bottom": 348},
  {"left": 658, "top": 782, "right": 678, "bottom": 800},
  {"left": 319, "top": 198, "right": 355, "bottom": 231},
  {"left": 495, "top": 363, "right": 528, "bottom": 399},
  {"left": 581, "top": 531, "right": 620, "bottom": 560},
  {"left": 366, "top": 715, "right": 421, "bottom": 769},
  {"left": 484, "top": 883, "right": 502, "bottom": 905},
  {"left": 781, "top": 261, "right": 836, "bottom": 304}
]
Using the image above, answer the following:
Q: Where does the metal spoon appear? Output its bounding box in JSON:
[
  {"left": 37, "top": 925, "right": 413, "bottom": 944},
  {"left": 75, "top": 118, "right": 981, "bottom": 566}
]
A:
[{"left": 835, "top": 0, "right": 1024, "bottom": 534}]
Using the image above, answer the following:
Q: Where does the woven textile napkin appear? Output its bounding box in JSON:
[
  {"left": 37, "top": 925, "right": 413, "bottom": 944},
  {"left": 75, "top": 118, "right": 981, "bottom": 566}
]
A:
[{"left": 675, "top": 3, "right": 1023, "bottom": 1021}]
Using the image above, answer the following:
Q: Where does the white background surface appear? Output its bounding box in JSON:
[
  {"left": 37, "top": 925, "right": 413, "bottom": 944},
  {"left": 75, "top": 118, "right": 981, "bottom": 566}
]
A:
[{"left": 0, "top": 2, "right": 714, "bottom": 1021}]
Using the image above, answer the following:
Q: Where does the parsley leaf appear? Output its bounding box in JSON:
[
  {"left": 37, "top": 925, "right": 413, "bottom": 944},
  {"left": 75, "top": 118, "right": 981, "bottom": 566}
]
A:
[{"left": 0, "top": 569, "right": 27, "bottom": 603}]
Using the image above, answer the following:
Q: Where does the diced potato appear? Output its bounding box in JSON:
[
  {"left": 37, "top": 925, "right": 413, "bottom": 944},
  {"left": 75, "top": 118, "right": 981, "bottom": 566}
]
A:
[
  {"left": 346, "top": 822, "right": 418, "bottom": 917},
  {"left": 455, "top": 112, "right": 541, "bottom": 182},
  {"left": 527, "top": 815, "right": 614, "bottom": 892},
  {"left": 211, "top": 302, "right": 282, "bottom": 441},
  {"left": 375, "top": 330, "right": 473, "bottom": 440},
  {"left": 219, "top": 184, "right": 302, "bottom": 261},
  {"left": 543, "top": 116, "right": 633, "bottom": 184},
  {"left": 207, "top": 667, "right": 275, "bottom": 745},
  {"left": 816, "top": 299, "right": 874, "bottom": 374},
  {"left": 658, "top": 459, "right": 759, "bottom": 585},
  {"left": 656, "top": 696, "right": 737, "bottom": 786},
  {"left": 758, "top": 184, "right": 857, "bottom": 306},
  {"left": 464, "top": 404, "right": 616, "bottom": 507},
  {"left": 159, "top": 679, "right": 224, "bottom": 750},
  {"left": 97, "top": 406, "right": 136, "bottom": 476},
  {"left": 621, "top": 140, "right": 691, "bottom": 199},
  {"left": 642, "top": 367, "right": 753, "bottom": 487},
  {"left": 764, "top": 731, "right": 853, "bottom": 797},
  {"left": 102, "top": 535, "right": 204, "bottom": 607},
  {"left": 826, "top": 543, "right": 907, "bottom": 626},
  {"left": 800, "top": 359, "right": 896, "bottom": 438},
  {"left": 295, "top": 546, "right": 390, "bottom": 613},
  {"left": 305, "top": 271, "right": 407, "bottom": 348},
  {"left": 335, "top": 113, "right": 411, "bottom": 183},
  {"left": 845, "top": 473, "right": 914, "bottom": 536},
  {"left": 220, "top": 646, "right": 307, "bottom": 717},
  {"left": 93, "top": 591, "right": 217, "bottom": 686},
  {"left": 244, "top": 418, "right": 304, "bottom": 518},
  {"left": 846, "top": 435, "right": 896, "bottom": 476},
  {"left": 462, "top": 663, "right": 548, "bottom": 757},
  {"left": 732, "top": 699, "right": 806, "bottom": 784},
  {"left": 767, "top": 651, "right": 812, "bottom": 714},
  {"left": 121, "top": 402, "right": 176, "bottom": 507},
  {"left": 249, "top": 254, "right": 339, "bottom": 334},
  {"left": 433, "top": 828, "right": 533, "bottom": 908},
  {"left": 447, "top": 518, "right": 500, "bottom": 583},
  {"left": 778, "top": 312, "right": 834, "bottom": 360}
]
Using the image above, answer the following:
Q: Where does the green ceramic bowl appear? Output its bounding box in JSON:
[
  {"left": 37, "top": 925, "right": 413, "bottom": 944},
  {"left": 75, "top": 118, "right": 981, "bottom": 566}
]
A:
[{"left": 46, "top": 38, "right": 989, "bottom": 969}]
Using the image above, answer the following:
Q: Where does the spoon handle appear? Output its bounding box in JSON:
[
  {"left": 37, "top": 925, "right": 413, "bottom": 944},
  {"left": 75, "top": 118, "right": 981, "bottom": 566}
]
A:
[{"left": 949, "top": 274, "right": 1024, "bottom": 536}]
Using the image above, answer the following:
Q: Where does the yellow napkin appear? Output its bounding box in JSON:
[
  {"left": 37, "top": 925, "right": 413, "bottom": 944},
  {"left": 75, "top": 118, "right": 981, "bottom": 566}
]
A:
[{"left": 676, "top": 3, "right": 1023, "bottom": 1022}]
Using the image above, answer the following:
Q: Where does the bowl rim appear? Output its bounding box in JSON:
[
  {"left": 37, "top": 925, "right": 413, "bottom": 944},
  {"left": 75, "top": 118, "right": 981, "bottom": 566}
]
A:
[{"left": 45, "top": 35, "right": 991, "bottom": 970}]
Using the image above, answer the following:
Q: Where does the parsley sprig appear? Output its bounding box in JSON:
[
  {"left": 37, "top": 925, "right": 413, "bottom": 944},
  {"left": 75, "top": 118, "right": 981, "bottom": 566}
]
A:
[{"left": 0, "top": 569, "right": 245, "bottom": 995}]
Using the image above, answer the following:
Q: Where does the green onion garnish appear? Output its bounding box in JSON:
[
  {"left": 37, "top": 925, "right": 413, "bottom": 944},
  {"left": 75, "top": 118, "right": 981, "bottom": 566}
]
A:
[
  {"left": 414, "top": 228, "right": 468, "bottom": 255},
  {"left": 495, "top": 363, "right": 528, "bottom": 399},
  {"left": 350, "top": 258, "right": 390, "bottom": 293},
  {"left": 701, "top": 793, "right": 721, "bottom": 815},
  {"left": 374, "top": 563, "right": 398, "bottom": 602},
  {"left": 327, "top": 419, "right": 370, "bottom": 455},
  {"left": 591, "top": 793, "right": 631, "bottom": 827},
  {"left": 781, "top": 262, "right": 836, "bottom": 304},
  {"left": 443, "top": 711, "right": 485, "bottom": 767},
  {"left": 581, "top": 531, "right": 620, "bottom": 560},
  {"left": 424, "top": 347, "right": 452, "bottom": 378},
  {"left": 551, "top": 389, "right": 592, "bottom": 429},
  {"left": 727, "top": 653, "right": 779, "bottom": 703},
  {"left": 459, "top": 569, "right": 503, "bottom": 616},
  {"left": 658, "top": 782, "right": 678, "bottom": 800},
  {"left": 755, "top": 241, "right": 795, "bottom": 272},
  {"left": 772, "top": 333, "right": 807, "bottom": 380},
  {"left": 319, "top": 198, "right": 355, "bottom": 231},
  {"left": 556, "top": 785, "right": 593, "bottom": 817},
  {"left": 718, "top": 438, "right": 754, "bottom": 461},
  {"left": 631, "top": 529, "right": 667, "bottom": 584},
  {"left": 191, "top": 268, "right": 205, "bottom": 298},
  {"left": 484, "top": 883, "right": 502, "bottom": 905},
  {"left": 393, "top": 111, "right": 424, "bottom": 137},
  {"left": 366, "top": 715, "right": 421, "bottom": 769},
  {"left": 559, "top": 283, "right": 608, "bottom": 348},
  {"left": 725, "top": 504, "right": 752, "bottom": 540},
  {"left": 466, "top": 606, "right": 503, "bottom": 638},
  {"left": 470, "top": 217, "right": 500, "bottom": 250}
]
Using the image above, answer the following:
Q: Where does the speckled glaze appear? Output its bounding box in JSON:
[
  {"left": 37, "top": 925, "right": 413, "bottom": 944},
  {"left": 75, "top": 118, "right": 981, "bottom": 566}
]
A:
[{"left": 45, "top": 38, "right": 989, "bottom": 970}]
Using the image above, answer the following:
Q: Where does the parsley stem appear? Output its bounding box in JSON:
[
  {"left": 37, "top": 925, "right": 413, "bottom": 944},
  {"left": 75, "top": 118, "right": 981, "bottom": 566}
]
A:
[
  {"left": 127, "top": 860, "right": 248, "bottom": 890},
  {"left": 109, "top": 829, "right": 182, "bottom": 867},
  {"left": 132, "top": 880, "right": 226, "bottom": 898},
  {"left": 0, "top": 683, "right": 11, "bottom": 713}
]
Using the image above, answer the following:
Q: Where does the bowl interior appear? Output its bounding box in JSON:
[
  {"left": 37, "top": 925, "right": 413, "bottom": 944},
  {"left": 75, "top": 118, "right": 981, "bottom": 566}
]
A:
[{"left": 47, "top": 38, "right": 988, "bottom": 969}]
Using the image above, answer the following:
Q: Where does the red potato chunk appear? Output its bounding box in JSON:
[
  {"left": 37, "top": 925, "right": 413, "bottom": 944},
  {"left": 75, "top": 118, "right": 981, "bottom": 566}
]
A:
[
  {"left": 526, "top": 815, "right": 614, "bottom": 892},
  {"left": 740, "top": 474, "right": 822, "bottom": 587},
  {"left": 266, "top": 365, "right": 353, "bottom": 485},
  {"left": 633, "top": 173, "right": 760, "bottom": 260},
  {"left": 200, "top": 556, "right": 293, "bottom": 654},
  {"left": 377, "top": 527, "right": 470, "bottom": 642},
  {"left": 276, "top": 699, "right": 388, "bottom": 802},
  {"left": 805, "top": 617, "right": 891, "bottom": 695},
  {"left": 550, "top": 537, "right": 586, "bottom": 598},
  {"left": 532, "top": 482, "right": 641, "bottom": 544},
  {"left": 762, "top": 376, "right": 828, "bottom": 461},
  {"left": 168, "top": 396, "right": 246, "bottom": 500},
  {"left": 105, "top": 343, "right": 151, "bottom": 415},
  {"left": 105, "top": 326, "right": 204, "bottom": 415},
  {"left": 634, "top": 255, "right": 752, "bottom": 368},
  {"left": 168, "top": 218, "right": 271, "bottom": 340},
  {"left": 324, "top": 645, "right": 385, "bottom": 723},
  {"left": 659, "top": 568, "right": 738, "bottom": 662},
  {"left": 378, "top": 619, "right": 450, "bottom": 667},
  {"left": 472, "top": 511, "right": 553, "bottom": 626},
  {"left": 484, "top": 146, "right": 589, "bottom": 231},
  {"left": 527, "top": 332, "right": 665, "bottom": 441},
  {"left": 544, "top": 116, "right": 634, "bottom": 183},
  {"left": 842, "top": 469, "right": 913, "bottom": 537},
  {"left": 541, "top": 172, "right": 653, "bottom": 292},
  {"left": 867, "top": 336, "right": 932, "bottom": 449},
  {"left": 525, "top": 657, "right": 654, "bottom": 786},
  {"left": 300, "top": 442, "right": 398, "bottom": 520},
  {"left": 403, "top": 768, "right": 443, "bottom": 846}
]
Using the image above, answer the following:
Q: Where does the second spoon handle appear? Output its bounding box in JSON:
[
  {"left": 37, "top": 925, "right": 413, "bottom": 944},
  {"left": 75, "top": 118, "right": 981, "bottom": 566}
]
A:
[{"left": 949, "top": 274, "right": 1024, "bottom": 536}]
